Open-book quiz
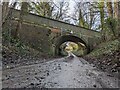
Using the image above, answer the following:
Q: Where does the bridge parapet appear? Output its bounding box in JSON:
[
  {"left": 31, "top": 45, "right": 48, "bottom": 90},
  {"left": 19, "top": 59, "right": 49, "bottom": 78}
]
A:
[
  {"left": 11, "top": 9, "right": 101, "bottom": 39},
  {"left": 4, "top": 8, "right": 102, "bottom": 55}
]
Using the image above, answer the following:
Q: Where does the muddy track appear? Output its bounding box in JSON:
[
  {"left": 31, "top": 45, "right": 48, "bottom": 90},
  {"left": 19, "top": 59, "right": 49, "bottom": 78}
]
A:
[{"left": 2, "top": 55, "right": 119, "bottom": 88}]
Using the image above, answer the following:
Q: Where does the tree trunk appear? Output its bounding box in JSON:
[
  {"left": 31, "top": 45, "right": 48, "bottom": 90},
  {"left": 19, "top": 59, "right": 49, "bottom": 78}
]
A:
[
  {"left": 15, "top": 2, "right": 28, "bottom": 38},
  {"left": 89, "top": 8, "right": 94, "bottom": 29},
  {"left": 114, "top": 0, "right": 120, "bottom": 38},
  {"left": 114, "top": 0, "right": 119, "bottom": 19},
  {"left": 79, "top": 9, "right": 84, "bottom": 27},
  {"left": 99, "top": 0, "right": 105, "bottom": 41},
  {"left": 106, "top": 0, "right": 113, "bottom": 18},
  {"left": 2, "top": 2, "right": 9, "bottom": 23},
  {"left": 118, "top": 1, "right": 120, "bottom": 37}
]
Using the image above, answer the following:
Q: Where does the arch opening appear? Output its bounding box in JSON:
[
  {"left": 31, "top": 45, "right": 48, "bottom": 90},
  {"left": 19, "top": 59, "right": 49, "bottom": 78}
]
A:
[{"left": 55, "top": 35, "right": 89, "bottom": 56}]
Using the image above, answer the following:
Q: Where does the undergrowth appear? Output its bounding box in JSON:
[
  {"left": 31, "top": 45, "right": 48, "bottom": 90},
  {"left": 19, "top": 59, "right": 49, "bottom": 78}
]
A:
[{"left": 88, "top": 39, "right": 119, "bottom": 57}]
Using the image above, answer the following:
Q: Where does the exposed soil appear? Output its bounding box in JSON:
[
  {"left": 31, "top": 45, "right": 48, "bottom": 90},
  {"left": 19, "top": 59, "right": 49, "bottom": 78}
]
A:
[{"left": 2, "top": 55, "right": 119, "bottom": 88}]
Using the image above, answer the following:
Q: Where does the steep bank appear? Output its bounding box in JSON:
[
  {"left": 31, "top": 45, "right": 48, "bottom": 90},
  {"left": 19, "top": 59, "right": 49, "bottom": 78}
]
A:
[
  {"left": 83, "top": 39, "right": 120, "bottom": 75},
  {"left": 2, "top": 38, "right": 57, "bottom": 69}
]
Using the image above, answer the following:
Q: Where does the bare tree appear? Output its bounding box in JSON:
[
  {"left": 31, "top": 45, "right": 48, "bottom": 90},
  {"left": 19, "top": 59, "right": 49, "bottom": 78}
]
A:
[
  {"left": 72, "top": 2, "right": 87, "bottom": 27},
  {"left": 29, "top": 1, "right": 54, "bottom": 18},
  {"left": 52, "top": 0, "right": 70, "bottom": 22},
  {"left": 72, "top": 1, "right": 99, "bottom": 30}
]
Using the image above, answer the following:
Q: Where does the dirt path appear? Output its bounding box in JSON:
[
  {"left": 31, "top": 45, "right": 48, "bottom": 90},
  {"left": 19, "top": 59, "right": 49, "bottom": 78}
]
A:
[{"left": 2, "top": 55, "right": 119, "bottom": 88}]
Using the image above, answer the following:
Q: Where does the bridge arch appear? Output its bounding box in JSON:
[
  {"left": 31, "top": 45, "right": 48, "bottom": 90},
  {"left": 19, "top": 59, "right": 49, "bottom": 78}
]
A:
[{"left": 55, "top": 35, "right": 90, "bottom": 56}]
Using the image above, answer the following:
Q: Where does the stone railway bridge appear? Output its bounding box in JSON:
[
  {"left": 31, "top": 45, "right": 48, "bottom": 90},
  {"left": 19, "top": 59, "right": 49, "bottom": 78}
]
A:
[{"left": 4, "top": 9, "right": 102, "bottom": 56}]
